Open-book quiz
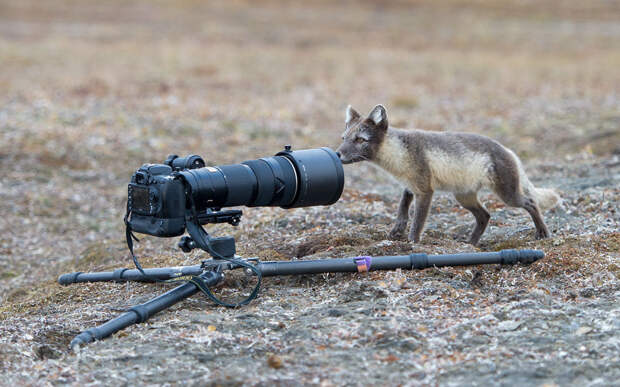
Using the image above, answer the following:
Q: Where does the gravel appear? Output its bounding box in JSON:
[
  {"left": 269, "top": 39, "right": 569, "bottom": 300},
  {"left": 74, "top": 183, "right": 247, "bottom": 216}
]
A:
[{"left": 1, "top": 1, "right": 619, "bottom": 385}]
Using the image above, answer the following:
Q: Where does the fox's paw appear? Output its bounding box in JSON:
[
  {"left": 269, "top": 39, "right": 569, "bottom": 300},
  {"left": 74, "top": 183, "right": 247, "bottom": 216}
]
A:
[
  {"left": 535, "top": 227, "right": 550, "bottom": 240},
  {"left": 407, "top": 231, "right": 421, "bottom": 243},
  {"left": 468, "top": 236, "right": 481, "bottom": 246},
  {"left": 388, "top": 224, "right": 407, "bottom": 240}
]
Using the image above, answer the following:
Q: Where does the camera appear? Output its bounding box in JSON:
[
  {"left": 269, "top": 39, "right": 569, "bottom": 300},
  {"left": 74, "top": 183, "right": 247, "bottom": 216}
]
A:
[{"left": 127, "top": 146, "right": 344, "bottom": 238}]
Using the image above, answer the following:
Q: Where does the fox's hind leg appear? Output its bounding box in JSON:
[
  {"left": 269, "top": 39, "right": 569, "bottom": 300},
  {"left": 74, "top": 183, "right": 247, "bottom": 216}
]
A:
[
  {"left": 493, "top": 172, "right": 550, "bottom": 240},
  {"left": 501, "top": 193, "right": 550, "bottom": 239},
  {"left": 521, "top": 196, "right": 550, "bottom": 239},
  {"left": 389, "top": 188, "right": 413, "bottom": 240},
  {"left": 454, "top": 192, "right": 490, "bottom": 245}
]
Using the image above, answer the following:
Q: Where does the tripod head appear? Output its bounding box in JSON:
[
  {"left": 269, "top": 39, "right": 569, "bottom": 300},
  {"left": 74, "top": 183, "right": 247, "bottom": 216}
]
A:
[{"left": 177, "top": 208, "right": 242, "bottom": 255}]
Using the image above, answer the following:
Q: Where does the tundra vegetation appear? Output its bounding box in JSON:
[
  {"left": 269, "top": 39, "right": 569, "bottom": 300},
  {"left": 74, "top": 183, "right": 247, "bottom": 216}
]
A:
[{"left": 0, "top": 0, "right": 618, "bottom": 385}]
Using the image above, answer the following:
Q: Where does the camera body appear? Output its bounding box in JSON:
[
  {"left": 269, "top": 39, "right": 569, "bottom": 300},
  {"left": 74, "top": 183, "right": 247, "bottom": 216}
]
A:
[
  {"left": 127, "top": 147, "right": 344, "bottom": 238},
  {"left": 128, "top": 163, "right": 187, "bottom": 237}
]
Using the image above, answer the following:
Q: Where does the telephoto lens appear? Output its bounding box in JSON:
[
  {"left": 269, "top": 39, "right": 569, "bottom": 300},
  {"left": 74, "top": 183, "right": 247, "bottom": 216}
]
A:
[
  {"left": 127, "top": 146, "right": 344, "bottom": 238},
  {"left": 178, "top": 146, "right": 344, "bottom": 211}
]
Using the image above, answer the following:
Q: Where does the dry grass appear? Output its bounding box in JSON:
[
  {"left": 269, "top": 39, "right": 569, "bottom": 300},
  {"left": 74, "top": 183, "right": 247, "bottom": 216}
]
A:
[{"left": 0, "top": 0, "right": 619, "bottom": 385}]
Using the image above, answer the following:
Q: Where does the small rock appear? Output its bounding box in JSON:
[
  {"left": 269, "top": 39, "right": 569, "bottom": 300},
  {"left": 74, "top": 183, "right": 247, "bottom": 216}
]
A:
[
  {"left": 267, "top": 354, "right": 284, "bottom": 369},
  {"left": 270, "top": 321, "right": 286, "bottom": 329},
  {"left": 235, "top": 313, "right": 260, "bottom": 320},
  {"left": 479, "top": 313, "right": 499, "bottom": 324},
  {"left": 575, "top": 326, "right": 593, "bottom": 336},
  {"left": 35, "top": 344, "right": 61, "bottom": 360},
  {"left": 498, "top": 320, "right": 521, "bottom": 331},
  {"left": 196, "top": 353, "right": 216, "bottom": 363},
  {"left": 327, "top": 309, "right": 346, "bottom": 317},
  {"left": 528, "top": 289, "right": 551, "bottom": 304}
]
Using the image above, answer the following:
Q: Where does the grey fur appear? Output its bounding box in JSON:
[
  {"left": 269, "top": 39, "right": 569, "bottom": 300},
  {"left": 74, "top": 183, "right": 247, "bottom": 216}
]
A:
[{"left": 337, "top": 105, "right": 558, "bottom": 244}]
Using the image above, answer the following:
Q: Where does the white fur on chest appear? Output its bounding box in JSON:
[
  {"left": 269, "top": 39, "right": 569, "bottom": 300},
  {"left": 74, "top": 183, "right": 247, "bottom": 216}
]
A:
[
  {"left": 374, "top": 135, "right": 416, "bottom": 185},
  {"left": 426, "top": 149, "right": 492, "bottom": 193}
]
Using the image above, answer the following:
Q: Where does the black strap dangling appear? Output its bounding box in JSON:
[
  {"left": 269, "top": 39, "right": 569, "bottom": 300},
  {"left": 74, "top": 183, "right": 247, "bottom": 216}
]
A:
[
  {"left": 123, "top": 178, "right": 262, "bottom": 308},
  {"left": 182, "top": 179, "right": 262, "bottom": 308}
]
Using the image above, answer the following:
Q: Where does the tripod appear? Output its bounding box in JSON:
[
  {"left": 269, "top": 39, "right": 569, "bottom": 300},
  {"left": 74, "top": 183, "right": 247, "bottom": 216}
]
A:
[{"left": 59, "top": 241, "right": 544, "bottom": 350}]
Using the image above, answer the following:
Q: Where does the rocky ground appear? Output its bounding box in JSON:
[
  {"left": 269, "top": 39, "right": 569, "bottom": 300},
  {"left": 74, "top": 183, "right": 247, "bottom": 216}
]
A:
[{"left": 1, "top": 1, "right": 619, "bottom": 385}]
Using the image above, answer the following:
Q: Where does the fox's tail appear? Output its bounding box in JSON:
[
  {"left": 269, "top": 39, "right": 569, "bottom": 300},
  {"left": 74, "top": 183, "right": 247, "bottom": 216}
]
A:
[
  {"left": 520, "top": 171, "right": 560, "bottom": 211},
  {"left": 509, "top": 150, "right": 560, "bottom": 211},
  {"left": 525, "top": 183, "right": 560, "bottom": 211}
]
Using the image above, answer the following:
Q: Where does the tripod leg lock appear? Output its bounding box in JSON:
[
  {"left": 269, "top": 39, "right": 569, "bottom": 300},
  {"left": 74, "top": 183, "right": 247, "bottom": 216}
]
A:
[
  {"left": 354, "top": 256, "right": 372, "bottom": 272},
  {"left": 129, "top": 305, "right": 151, "bottom": 323},
  {"left": 113, "top": 268, "right": 129, "bottom": 282},
  {"left": 409, "top": 253, "right": 429, "bottom": 269}
]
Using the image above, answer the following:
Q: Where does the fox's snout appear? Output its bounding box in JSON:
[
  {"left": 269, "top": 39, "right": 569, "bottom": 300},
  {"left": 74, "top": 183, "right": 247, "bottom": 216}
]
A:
[
  {"left": 335, "top": 145, "right": 354, "bottom": 164},
  {"left": 335, "top": 150, "right": 351, "bottom": 164}
]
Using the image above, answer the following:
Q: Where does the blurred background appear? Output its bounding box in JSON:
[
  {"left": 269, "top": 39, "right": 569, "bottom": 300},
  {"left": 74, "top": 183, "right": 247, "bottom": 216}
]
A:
[
  {"left": 0, "top": 1, "right": 619, "bottom": 382},
  {"left": 2, "top": 0, "right": 620, "bottom": 298},
  {"left": 2, "top": 0, "right": 620, "bottom": 296}
]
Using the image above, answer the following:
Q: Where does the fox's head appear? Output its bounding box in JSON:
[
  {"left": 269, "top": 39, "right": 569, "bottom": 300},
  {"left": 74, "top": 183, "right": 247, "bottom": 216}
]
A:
[{"left": 336, "top": 104, "right": 388, "bottom": 164}]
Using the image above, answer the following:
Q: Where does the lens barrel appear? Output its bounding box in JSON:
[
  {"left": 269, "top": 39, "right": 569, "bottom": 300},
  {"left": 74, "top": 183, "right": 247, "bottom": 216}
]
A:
[
  {"left": 178, "top": 147, "right": 344, "bottom": 211},
  {"left": 277, "top": 147, "right": 344, "bottom": 208}
]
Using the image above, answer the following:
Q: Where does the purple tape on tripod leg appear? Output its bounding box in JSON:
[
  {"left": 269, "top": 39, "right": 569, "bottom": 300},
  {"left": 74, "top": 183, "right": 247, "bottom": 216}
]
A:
[{"left": 354, "top": 256, "right": 372, "bottom": 273}]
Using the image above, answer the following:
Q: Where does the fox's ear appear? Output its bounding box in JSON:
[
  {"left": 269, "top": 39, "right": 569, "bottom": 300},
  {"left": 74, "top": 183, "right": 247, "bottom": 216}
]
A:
[
  {"left": 345, "top": 105, "right": 361, "bottom": 125},
  {"left": 368, "top": 105, "right": 388, "bottom": 130}
]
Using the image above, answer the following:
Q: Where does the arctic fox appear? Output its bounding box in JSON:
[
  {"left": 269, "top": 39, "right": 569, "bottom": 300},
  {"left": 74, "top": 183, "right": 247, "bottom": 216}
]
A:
[{"left": 336, "top": 105, "right": 559, "bottom": 245}]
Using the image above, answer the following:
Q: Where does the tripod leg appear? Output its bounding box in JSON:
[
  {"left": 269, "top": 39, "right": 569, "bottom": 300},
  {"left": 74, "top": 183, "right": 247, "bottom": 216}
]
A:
[
  {"left": 58, "top": 265, "right": 205, "bottom": 285},
  {"left": 70, "top": 270, "right": 222, "bottom": 350},
  {"left": 257, "top": 249, "right": 545, "bottom": 276}
]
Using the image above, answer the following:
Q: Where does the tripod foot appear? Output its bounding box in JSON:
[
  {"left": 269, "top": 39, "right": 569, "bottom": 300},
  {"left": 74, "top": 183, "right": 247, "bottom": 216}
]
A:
[
  {"left": 70, "top": 330, "right": 97, "bottom": 350},
  {"left": 68, "top": 271, "right": 222, "bottom": 350}
]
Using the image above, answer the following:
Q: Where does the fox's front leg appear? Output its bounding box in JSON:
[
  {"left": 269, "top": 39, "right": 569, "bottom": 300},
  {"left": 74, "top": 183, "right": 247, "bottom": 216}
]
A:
[
  {"left": 389, "top": 188, "right": 413, "bottom": 239},
  {"left": 409, "top": 191, "right": 433, "bottom": 243}
]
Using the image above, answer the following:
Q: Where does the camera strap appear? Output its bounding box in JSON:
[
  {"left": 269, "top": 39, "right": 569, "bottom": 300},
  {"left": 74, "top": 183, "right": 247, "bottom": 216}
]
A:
[
  {"left": 124, "top": 199, "right": 261, "bottom": 308},
  {"left": 123, "top": 177, "right": 262, "bottom": 308},
  {"left": 181, "top": 179, "right": 262, "bottom": 308},
  {"left": 124, "top": 200, "right": 148, "bottom": 278}
]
